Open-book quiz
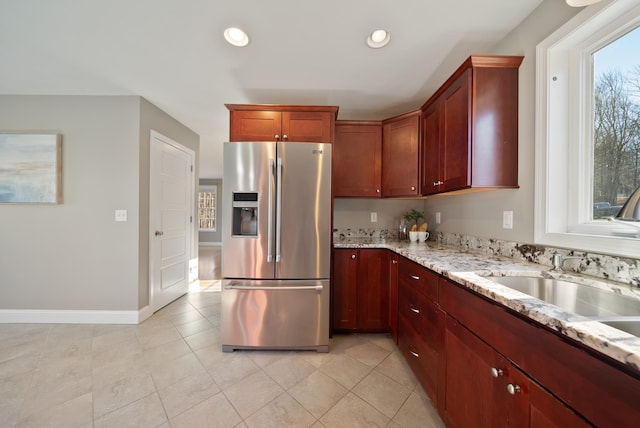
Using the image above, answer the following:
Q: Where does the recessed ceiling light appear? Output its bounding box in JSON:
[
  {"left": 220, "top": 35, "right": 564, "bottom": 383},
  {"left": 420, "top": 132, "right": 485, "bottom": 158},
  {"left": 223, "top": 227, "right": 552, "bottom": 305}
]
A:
[
  {"left": 367, "top": 29, "right": 390, "bottom": 49},
  {"left": 566, "top": 0, "right": 601, "bottom": 6},
  {"left": 224, "top": 27, "right": 249, "bottom": 47}
]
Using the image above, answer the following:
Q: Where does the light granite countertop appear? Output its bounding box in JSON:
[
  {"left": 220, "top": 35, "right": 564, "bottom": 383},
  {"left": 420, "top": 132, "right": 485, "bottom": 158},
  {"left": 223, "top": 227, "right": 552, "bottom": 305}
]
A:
[{"left": 334, "top": 237, "right": 640, "bottom": 375}]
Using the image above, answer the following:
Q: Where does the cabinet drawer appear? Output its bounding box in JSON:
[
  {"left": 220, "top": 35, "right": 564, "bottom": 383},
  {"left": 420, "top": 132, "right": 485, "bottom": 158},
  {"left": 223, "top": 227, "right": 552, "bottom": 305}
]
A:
[
  {"left": 398, "top": 313, "right": 438, "bottom": 400},
  {"left": 398, "top": 258, "right": 438, "bottom": 302},
  {"left": 398, "top": 288, "right": 440, "bottom": 350}
]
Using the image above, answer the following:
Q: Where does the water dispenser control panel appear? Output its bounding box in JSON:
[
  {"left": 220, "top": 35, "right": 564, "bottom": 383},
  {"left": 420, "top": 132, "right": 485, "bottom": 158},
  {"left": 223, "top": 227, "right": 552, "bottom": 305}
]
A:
[{"left": 232, "top": 192, "right": 258, "bottom": 237}]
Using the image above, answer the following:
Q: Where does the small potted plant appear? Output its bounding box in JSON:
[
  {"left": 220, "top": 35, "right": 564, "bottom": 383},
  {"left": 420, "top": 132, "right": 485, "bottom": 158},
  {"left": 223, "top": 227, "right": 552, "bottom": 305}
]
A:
[{"left": 404, "top": 209, "right": 424, "bottom": 241}]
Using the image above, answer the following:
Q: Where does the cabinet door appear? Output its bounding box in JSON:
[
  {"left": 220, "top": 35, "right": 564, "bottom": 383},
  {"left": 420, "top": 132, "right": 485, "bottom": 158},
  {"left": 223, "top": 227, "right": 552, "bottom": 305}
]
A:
[
  {"left": 229, "top": 110, "right": 282, "bottom": 141},
  {"left": 508, "top": 369, "right": 592, "bottom": 428},
  {"left": 421, "top": 100, "right": 441, "bottom": 195},
  {"left": 388, "top": 253, "right": 399, "bottom": 342},
  {"left": 356, "top": 249, "right": 389, "bottom": 331},
  {"left": 332, "top": 249, "right": 358, "bottom": 331},
  {"left": 333, "top": 123, "right": 382, "bottom": 197},
  {"left": 282, "top": 111, "right": 333, "bottom": 142},
  {"left": 441, "top": 69, "right": 471, "bottom": 192},
  {"left": 382, "top": 114, "right": 420, "bottom": 197},
  {"left": 443, "top": 315, "right": 506, "bottom": 428}
]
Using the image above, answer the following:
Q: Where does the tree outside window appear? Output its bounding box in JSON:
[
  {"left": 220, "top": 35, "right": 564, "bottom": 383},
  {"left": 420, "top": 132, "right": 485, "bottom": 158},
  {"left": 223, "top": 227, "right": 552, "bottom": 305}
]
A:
[{"left": 592, "top": 27, "right": 640, "bottom": 219}]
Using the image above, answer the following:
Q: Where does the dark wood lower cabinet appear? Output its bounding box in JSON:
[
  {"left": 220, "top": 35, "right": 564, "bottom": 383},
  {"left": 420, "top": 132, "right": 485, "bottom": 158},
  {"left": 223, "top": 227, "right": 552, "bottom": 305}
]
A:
[
  {"left": 333, "top": 252, "right": 640, "bottom": 427},
  {"left": 442, "top": 315, "right": 590, "bottom": 428},
  {"left": 397, "top": 257, "right": 443, "bottom": 404},
  {"left": 388, "top": 253, "right": 399, "bottom": 342},
  {"left": 332, "top": 249, "right": 389, "bottom": 332}
]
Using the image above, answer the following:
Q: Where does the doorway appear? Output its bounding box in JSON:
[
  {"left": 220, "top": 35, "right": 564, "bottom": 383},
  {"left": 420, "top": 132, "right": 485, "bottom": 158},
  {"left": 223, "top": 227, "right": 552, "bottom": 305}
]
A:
[{"left": 149, "top": 130, "right": 196, "bottom": 312}]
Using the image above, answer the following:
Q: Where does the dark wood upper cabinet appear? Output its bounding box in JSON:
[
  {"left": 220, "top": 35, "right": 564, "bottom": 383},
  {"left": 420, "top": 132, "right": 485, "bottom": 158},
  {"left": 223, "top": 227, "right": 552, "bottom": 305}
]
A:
[
  {"left": 333, "top": 121, "right": 382, "bottom": 197},
  {"left": 382, "top": 111, "right": 421, "bottom": 197},
  {"left": 421, "top": 55, "right": 523, "bottom": 195},
  {"left": 226, "top": 104, "right": 338, "bottom": 143}
]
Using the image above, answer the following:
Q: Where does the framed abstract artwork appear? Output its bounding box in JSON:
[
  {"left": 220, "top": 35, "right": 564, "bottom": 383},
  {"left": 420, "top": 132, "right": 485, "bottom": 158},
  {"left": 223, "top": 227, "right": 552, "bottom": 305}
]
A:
[{"left": 0, "top": 133, "right": 62, "bottom": 204}]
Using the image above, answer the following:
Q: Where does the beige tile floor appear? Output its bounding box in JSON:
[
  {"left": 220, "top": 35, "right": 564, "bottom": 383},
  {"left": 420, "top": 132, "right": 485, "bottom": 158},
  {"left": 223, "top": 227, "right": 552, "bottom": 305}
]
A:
[{"left": 0, "top": 281, "right": 444, "bottom": 427}]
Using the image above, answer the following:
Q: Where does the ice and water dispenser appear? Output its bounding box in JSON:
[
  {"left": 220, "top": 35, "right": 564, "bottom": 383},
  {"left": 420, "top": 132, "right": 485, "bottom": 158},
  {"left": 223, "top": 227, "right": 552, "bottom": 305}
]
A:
[{"left": 232, "top": 192, "right": 258, "bottom": 236}]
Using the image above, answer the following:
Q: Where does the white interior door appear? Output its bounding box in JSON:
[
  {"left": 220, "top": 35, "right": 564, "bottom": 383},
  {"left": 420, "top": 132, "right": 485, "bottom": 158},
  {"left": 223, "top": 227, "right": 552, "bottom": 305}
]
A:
[{"left": 150, "top": 131, "right": 194, "bottom": 311}]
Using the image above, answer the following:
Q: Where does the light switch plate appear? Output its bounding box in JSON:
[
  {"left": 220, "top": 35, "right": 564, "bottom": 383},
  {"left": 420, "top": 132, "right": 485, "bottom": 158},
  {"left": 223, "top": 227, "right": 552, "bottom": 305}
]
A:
[
  {"left": 115, "top": 209, "right": 128, "bottom": 222},
  {"left": 503, "top": 211, "right": 513, "bottom": 229},
  {"left": 435, "top": 212, "right": 441, "bottom": 224},
  {"left": 371, "top": 212, "right": 377, "bottom": 223}
]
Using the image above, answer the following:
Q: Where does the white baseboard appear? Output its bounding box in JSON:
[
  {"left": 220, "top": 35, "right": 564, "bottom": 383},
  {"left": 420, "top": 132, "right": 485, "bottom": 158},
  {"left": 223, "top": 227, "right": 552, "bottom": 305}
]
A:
[
  {"left": 0, "top": 308, "right": 149, "bottom": 324},
  {"left": 199, "top": 242, "right": 222, "bottom": 247}
]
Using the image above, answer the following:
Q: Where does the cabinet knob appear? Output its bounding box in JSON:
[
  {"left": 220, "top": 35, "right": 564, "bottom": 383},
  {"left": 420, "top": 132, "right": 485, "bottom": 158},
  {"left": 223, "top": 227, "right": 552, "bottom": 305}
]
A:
[
  {"left": 376, "top": 189, "right": 380, "bottom": 193},
  {"left": 282, "top": 134, "right": 288, "bottom": 140},
  {"left": 351, "top": 254, "right": 356, "bottom": 259},
  {"left": 392, "top": 259, "right": 398, "bottom": 264},
  {"left": 506, "top": 384, "right": 521, "bottom": 395},
  {"left": 411, "top": 186, "right": 416, "bottom": 191},
  {"left": 275, "top": 134, "right": 280, "bottom": 140},
  {"left": 491, "top": 368, "right": 504, "bottom": 378},
  {"left": 433, "top": 180, "right": 444, "bottom": 186}
]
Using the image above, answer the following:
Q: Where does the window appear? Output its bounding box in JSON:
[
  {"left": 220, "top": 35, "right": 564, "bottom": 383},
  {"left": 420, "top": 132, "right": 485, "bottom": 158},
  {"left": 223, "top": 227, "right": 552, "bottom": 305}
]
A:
[
  {"left": 198, "top": 186, "right": 217, "bottom": 231},
  {"left": 592, "top": 26, "right": 640, "bottom": 220},
  {"left": 535, "top": 0, "right": 640, "bottom": 258}
]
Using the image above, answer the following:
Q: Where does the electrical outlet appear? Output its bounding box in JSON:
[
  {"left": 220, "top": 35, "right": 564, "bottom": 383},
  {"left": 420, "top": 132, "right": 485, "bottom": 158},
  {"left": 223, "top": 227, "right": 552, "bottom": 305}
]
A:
[
  {"left": 503, "top": 211, "right": 513, "bottom": 229},
  {"left": 115, "top": 209, "right": 128, "bottom": 222},
  {"left": 435, "top": 212, "right": 441, "bottom": 224},
  {"left": 370, "top": 212, "right": 377, "bottom": 223}
]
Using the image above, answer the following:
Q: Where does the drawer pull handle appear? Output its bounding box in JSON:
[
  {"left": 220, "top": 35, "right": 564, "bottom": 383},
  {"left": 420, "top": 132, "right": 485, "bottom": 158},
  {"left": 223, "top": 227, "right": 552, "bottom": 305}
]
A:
[
  {"left": 507, "top": 384, "right": 521, "bottom": 395},
  {"left": 491, "top": 368, "right": 504, "bottom": 378},
  {"left": 410, "top": 275, "right": 420, "bottom": 280},
  {"left": 409, "top": 349, "right": 419, "bottom": 358},
  {"left": 410, "top": 305, "right": 420, "bottom": 314}
]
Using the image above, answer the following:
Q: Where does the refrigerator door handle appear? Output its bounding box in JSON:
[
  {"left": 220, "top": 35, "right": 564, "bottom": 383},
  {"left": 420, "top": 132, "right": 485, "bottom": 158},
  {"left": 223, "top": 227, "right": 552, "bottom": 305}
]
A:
[
  {"left": 225, "top": 284, "right": 324, "bottom": 292},
  {"left": 275, "top": 157, "right": 283, "bottom": 263},
  {"left": 267, "top": 158, "right": 275, "bottom": 263}
]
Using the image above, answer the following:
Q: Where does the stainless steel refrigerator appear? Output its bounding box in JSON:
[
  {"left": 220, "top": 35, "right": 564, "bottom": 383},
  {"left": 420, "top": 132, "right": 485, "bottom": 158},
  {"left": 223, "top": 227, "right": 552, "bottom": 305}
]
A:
[{"left": 221, "top": 141, "right": 331, "bottom": 352}]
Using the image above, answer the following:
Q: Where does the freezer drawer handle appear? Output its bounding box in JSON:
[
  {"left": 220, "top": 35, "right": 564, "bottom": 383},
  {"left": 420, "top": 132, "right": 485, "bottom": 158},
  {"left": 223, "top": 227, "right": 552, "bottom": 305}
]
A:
[{"left": 225, "top": 284, "right": 324, "bottom": 292}]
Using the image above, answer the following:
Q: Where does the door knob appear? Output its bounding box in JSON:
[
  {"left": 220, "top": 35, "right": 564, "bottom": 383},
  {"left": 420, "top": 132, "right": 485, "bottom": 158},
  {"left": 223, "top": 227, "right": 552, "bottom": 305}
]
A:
[{"left": 155, "top": 231, "right": 164, "bottom": 236}]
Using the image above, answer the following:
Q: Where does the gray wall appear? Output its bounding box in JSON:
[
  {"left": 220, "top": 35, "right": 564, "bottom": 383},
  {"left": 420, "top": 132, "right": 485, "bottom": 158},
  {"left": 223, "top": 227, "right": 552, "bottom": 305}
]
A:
[
  {"left": 333, "top": 0, "right": 581, "bottom": 243},
  {"left": 199, "top": 178, "right": 223, "bottom": 244},
  {"left": 0, "top": 95, "right": 141, "bottom": 310},
  {"left": 0, "top": 95, "right": 198, "bottom": 312},
  {"left": 334, "top": 198, "right": 426, "bottom": 232}
]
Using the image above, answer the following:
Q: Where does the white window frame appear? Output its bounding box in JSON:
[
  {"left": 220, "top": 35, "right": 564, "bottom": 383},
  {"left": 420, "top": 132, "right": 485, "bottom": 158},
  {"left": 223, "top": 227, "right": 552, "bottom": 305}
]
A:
[{"left": 535, "top": 0, "right": 640, "bottom": 258}]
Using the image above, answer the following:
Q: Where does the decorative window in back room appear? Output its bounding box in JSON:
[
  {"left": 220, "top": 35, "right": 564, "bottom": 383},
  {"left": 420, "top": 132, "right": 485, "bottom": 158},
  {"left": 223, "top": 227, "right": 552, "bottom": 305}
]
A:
[
  {"left": 199, "top": 185, "right": 217, "bottom": 231},
  {"left": 535, "top": 0, "right": 640, "bottom": 258}
]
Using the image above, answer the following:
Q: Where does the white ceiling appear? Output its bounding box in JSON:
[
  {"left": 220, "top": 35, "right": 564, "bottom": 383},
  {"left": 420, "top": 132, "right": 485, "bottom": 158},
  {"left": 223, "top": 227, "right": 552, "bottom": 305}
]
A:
[{"left": 0, "top": 0, "right": 543, "bottom": 178}]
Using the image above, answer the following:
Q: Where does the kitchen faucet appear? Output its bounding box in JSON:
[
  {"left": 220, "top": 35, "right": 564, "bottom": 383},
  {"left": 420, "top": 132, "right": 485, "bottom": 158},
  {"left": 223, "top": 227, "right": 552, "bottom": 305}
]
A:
[{"left": 551, "top": 253, "right": 582, "bottom": 272}]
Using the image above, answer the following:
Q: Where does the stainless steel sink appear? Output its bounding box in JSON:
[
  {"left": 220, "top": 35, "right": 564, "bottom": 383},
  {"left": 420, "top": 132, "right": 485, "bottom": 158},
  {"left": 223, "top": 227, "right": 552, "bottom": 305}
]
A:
[
  {"left": 598, "top": 319, "right": 640, "bottom": 336},
  {"left": 484, "top": 275, "right": 640, "bottom": 318}
]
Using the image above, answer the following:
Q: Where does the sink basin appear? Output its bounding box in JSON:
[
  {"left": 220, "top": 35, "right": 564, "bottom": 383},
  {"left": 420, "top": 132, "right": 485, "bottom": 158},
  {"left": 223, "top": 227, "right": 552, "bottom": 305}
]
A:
[
  {"left": 598, "top": 319, "right": 640, "bottom": 336},
  {"left": 485, "top": 275, "right": 640, "bottom": 318}
]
